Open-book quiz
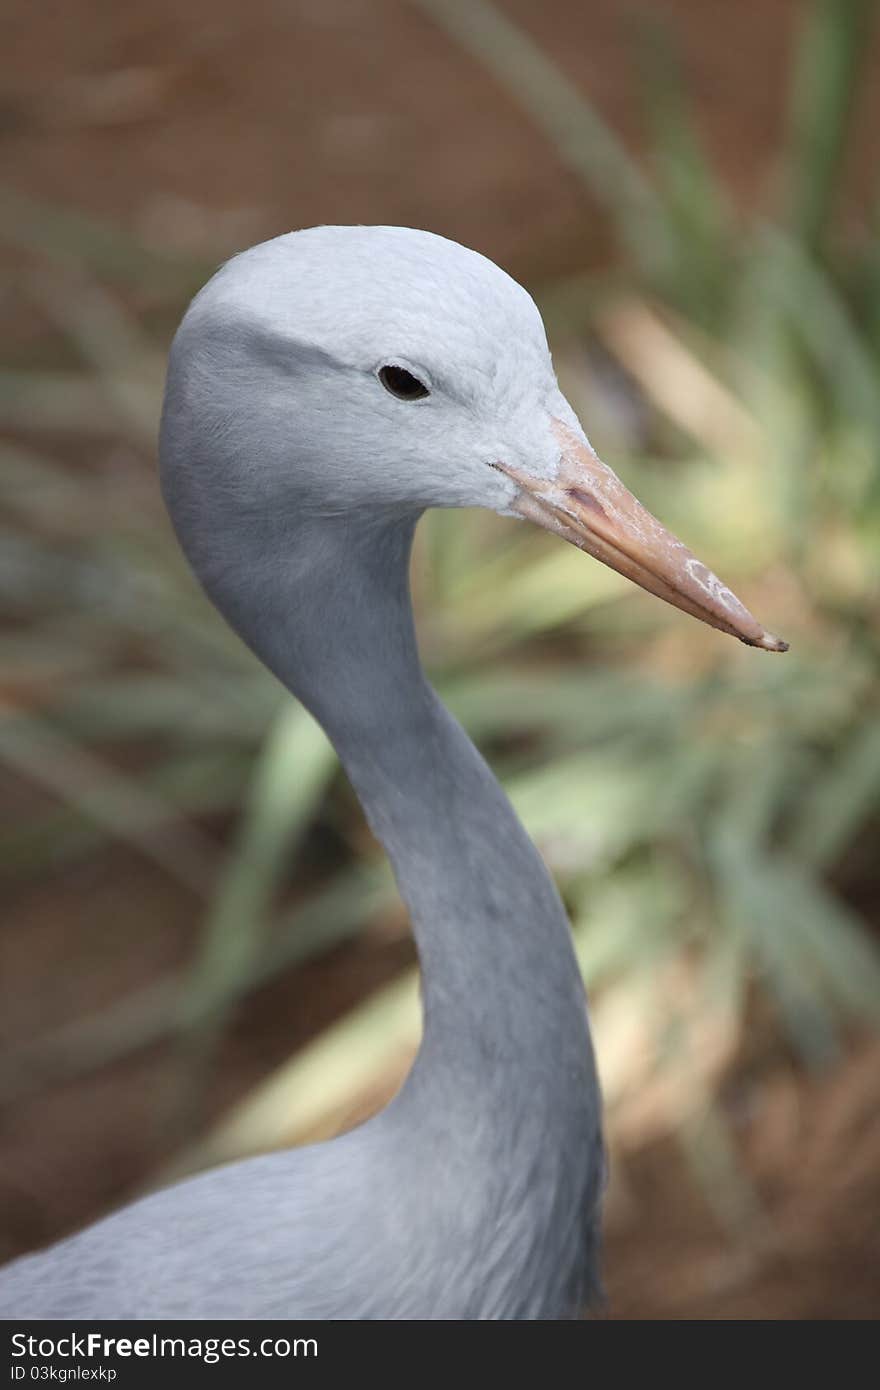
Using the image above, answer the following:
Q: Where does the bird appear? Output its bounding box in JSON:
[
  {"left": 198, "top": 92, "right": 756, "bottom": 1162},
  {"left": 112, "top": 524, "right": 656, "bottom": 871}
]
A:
[{"left": 0, "top": 226, "right": 786, "bottom": 1320}]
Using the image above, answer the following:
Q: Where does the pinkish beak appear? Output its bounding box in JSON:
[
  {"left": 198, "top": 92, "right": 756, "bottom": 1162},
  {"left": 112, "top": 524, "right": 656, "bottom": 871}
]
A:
[{"left": 496, "top": 419, "right": 787, "bottom": 651}]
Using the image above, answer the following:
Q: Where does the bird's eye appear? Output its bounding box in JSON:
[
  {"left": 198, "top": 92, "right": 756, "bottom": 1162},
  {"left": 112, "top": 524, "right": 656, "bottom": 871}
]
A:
[{"left": 378, "top": 364, "right": 430, "bottom": 401}]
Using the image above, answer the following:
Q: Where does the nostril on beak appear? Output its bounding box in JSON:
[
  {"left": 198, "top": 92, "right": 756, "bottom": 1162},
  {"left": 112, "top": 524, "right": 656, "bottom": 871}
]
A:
[{"left": 566, "top": 487, "right": 606, "bottom": 518}]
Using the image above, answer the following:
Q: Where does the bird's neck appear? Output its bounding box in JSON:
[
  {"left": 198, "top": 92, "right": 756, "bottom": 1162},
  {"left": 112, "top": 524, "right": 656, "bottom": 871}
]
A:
[{"left": 198, "top": 509, "right": 595, "bottom": 1105}]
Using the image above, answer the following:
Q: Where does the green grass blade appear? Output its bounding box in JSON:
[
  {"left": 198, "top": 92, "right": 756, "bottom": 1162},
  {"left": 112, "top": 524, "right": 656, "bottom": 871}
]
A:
[
  {"left": 788, "top": 720, "right": 880, "bottom": 870},
  {"left": 784, "top": 0, "right": 876, "bottom": 253},
  {"left": 0, "top": 714, "right": 217, "bottom": 895},
  {"left": 182, "top": 701, "right": 338, "bottom": 1034},
  {"left": 408, "top": 0, "right": 670, "bottom": 277}
]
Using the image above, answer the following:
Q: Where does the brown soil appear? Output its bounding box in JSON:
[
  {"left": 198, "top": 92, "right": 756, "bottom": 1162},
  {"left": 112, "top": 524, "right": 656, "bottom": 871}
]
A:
[{"left": 5, "top": 0, "right": 878, "bottom": 281}]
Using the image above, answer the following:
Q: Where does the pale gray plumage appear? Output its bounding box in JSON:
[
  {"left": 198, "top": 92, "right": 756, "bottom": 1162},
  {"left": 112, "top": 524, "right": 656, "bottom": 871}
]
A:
[{"left": 0, "top": 226, "right": 629, "bottom": 1319}]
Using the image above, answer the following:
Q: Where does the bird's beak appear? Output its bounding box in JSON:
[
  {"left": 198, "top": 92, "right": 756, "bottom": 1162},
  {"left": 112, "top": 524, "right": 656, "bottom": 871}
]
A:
[{"left": 496, "top": 418, "right": 787, "bottom": 651}]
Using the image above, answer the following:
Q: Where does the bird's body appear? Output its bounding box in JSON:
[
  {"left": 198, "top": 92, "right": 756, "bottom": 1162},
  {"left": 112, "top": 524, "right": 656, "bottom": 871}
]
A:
[{"left": 0, "top": 227, "right": 782, "bottom": 1320}]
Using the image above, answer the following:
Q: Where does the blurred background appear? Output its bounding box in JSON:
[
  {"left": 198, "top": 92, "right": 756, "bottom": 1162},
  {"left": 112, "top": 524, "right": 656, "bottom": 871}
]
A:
[{"left": 1, "top": 0, "right": 879, "bottom": 1319}]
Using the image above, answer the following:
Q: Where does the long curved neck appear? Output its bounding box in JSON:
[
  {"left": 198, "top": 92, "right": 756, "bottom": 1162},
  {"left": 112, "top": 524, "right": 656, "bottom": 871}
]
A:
[{"left": 189, "top": 505, "right": 594, "bottom": 1099}]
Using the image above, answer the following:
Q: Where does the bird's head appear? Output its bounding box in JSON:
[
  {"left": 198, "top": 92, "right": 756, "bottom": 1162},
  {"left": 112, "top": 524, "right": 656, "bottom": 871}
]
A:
[{"left": 161, "top": 224, "right": 786, "bottom": 651}]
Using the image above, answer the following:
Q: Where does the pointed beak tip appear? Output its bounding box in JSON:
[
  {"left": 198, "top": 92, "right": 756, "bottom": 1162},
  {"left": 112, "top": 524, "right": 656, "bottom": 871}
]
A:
[{"left": 744, "top": 631, "right": 789, "bottom": 654}]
